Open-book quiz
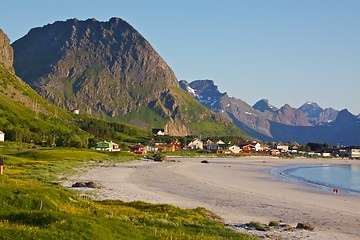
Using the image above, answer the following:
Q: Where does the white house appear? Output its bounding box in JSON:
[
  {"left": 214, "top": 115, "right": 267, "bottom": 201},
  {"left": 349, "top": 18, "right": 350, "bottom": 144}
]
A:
[
  {"left": 276, "top": 144, "right": 289, "bottom": 152},
  {"left": 239, "top": 141, "right": 262, "bottom": 152},
  {"left": 188, "top": 139, "right": 203, "bottom": 150},
  {"left": 94, "top": 141, "right": 120, "bottom": 152},
  {"left": 229, "top": 145, "right": 242, "bottom": 154},
  {"left": 253, "top": 142, "right": 262, "bottom": 152},
  {"left": 152, "top": 128, "right": 165, "bottom": 136},
  {"left": 0, "top": 131, "right": 4, "bottom": 142},
  {"left": 345, "top": 147, "right": 360, "bottom": 159}
]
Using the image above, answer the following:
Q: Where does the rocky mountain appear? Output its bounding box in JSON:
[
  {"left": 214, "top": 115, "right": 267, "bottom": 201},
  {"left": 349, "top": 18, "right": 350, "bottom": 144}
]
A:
[
  {"left": 298, "top": 102, "right": 338, "bottom": 125},
  {"left": 13, "top": 18, "right": 178, "bottom": 116},
  {"left": 298, "top": 102, "right": 323, "bottom": 118},
  {"left": 12, "top": 18, "right": 247, "bottom": 137},
  {"left": 0, "top": 28, "right": 92, "bottom": 146},
  {"left": 180, "top": 79, "right": 360, "bottom": 145},
  {"left": 0, "top": 29, "right": 13, "bottom": 69},
  {"left": 253, "top": 99, "right": 278, "bottom": 112},
  {"left": 316, "top": 107, "right": 339, "bottom": 125}
]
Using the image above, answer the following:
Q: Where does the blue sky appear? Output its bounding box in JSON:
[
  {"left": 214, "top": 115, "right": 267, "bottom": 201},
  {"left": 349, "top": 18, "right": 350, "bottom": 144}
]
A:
[{"left": 1, "top": 0, "right": 359, "bottom": 114}]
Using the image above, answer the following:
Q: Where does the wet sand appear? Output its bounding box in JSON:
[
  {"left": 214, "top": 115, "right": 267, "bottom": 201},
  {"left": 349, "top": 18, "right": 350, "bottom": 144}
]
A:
[{"left": 64, "top": 157, "right": 360, "bottom": 239}]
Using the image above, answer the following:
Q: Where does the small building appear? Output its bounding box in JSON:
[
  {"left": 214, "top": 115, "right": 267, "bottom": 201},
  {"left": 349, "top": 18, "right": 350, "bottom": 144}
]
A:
[
  {"left": 322, "top": 152, "right": 331, "bottom": 157},
  {"left": 276, "top": 144, "right": 289, "bottom": 152},
  {"left": 229, "top": 145, "right": 242, "bottom": 154},
  {"left": 344, "top": 146, "right": 360, "bottom": 159},
  {"left": 129, "top": 144, "right": 147, "bottom": 154},
  {"left": 188, "top": 139, "right": 203, "bottom": 150},
  {"left": 241, "top": 144, "right": 255, "bottom": 152},
  {"left": 152, "top": 128, "right": 165, "bottom": 136},
  {"left": 170, "top": 140, "right": 182, "bottom": 150},
  {"left": 270, "top": 149, "right": 280, "bottom": 156},
  {"left": 94, "top": 141, "right": 120, "bottom": 152},
  {"left": 239, "top": 141, "right": 262, "bottom": 152},
  {"left": 216, "top": 140, "right": 228, "bottom": 151},
  {"left": 72, "top": 109, "right": 80, "bottom": 114},
  {"left": 208, "top": 143, "right": 219, "bottom": 152},
  {"left": 0, "top": 131, "right": 4, "bottom": 142},
  {"left": 203, "top": 139, "right": 214, "bottom": 150},
  {"left": 156, "top": 143, "right": 175, "bottom": 152}
]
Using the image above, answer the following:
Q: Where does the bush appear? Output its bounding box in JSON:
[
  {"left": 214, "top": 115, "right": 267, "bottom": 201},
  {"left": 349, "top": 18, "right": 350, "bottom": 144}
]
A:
[{"left": 269, "top": 220, "right": 280, "bottom": 227}]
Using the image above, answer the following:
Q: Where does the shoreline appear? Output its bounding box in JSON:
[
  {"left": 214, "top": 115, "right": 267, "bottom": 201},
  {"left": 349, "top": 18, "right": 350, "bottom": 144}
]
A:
[
  {"left": 275, "top": 163, "right": 360, "bottom": 196},
  {"left": 63, "top": 156, "right": 360, "bottom": 240}
]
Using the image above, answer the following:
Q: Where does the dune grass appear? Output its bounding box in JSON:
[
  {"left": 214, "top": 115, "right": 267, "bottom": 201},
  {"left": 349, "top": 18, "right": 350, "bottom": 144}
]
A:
[{"left": 0, "top": 145, "right": 256, "bottom": 239}]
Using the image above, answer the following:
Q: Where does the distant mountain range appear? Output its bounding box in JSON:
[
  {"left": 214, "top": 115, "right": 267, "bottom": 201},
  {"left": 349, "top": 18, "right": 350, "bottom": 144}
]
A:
[
  {"left": 10, "top": 18, "right": 247, "bottom": 138},
  {"left": 180, "top": 79, "right": 360, "bottom": 145}
]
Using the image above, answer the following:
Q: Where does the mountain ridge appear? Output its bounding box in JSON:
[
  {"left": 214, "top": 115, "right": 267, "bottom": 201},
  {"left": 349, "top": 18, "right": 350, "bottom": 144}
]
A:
[{"left": 180, "top": 79, "right": 360, "bottom": 145}]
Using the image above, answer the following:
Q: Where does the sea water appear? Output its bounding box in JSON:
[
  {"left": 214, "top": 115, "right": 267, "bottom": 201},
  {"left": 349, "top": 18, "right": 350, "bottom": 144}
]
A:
[{"left": 280, "top": 164, "right": 360, "bottom": 194}]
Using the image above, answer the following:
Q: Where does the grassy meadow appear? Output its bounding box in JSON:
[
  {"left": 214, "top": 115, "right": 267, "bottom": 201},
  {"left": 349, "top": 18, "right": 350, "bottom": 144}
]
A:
[{"left": 0, "top": 142, "right": 256, "bottom": 240}]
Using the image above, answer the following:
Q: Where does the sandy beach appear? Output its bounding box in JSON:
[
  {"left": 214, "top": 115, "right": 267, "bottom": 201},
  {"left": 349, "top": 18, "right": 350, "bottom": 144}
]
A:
[{"left": 64, "top": 157, "right": 360, "bottom": 239}]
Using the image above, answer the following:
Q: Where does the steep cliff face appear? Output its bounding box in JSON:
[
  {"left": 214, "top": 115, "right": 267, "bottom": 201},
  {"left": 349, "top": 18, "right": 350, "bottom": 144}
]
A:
[
  {"left": 275, "top": 104, "right": 312, "bottom": 126},
  {"left": 0, "top": 29, "right": 13, "bottom": 68},
  {"left": 317, "top": 107, "right": 339, "bottom": 125}
]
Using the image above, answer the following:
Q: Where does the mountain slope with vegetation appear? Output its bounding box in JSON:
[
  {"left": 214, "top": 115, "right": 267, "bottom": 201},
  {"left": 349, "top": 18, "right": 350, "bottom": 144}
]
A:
[
  {"left": 12, "top": 18, "right": 248, "bottom": 138},
  {"left": 0, "top": 28, "right": 148, "bottom": 147}
]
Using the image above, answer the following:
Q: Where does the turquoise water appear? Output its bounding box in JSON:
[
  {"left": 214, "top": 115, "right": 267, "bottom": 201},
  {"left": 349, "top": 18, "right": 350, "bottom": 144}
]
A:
[{"left": 279, "top": 164, "right": 360, "bottom": 194}]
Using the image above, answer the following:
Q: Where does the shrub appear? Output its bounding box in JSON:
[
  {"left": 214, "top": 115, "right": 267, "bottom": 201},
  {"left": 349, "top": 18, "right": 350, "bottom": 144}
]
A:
[{"left": 269, "top": 220, "right": 280, "bottom": 227}]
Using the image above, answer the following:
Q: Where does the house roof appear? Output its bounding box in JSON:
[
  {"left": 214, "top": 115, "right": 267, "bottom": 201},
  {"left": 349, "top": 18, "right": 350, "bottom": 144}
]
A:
[
  {"left": 152, "top": 128, "right": 165, "bottom": 134},
  {"left": 342, "top": 146, "right": 360, "bottom": 150},
  {"left": 0, "top": 131, "right": 4, "bottom": 134},
  {"left": 239, "top": 141, "right": 258, "bottom": 147}
]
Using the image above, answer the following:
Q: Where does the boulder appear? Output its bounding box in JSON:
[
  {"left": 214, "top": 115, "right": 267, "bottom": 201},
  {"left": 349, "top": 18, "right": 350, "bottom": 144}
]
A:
[{"left": 296, "top": 223, "right": 314, "bottom": 231}]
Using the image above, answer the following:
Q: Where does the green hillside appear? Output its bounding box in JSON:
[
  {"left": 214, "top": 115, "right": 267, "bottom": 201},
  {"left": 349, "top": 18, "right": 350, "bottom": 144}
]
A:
[
  {"left": 0, "top": 65, "right": 148, "bottom": 147},
  {"left": 0, "top": 65, "right": 84, "bottom": 145}
]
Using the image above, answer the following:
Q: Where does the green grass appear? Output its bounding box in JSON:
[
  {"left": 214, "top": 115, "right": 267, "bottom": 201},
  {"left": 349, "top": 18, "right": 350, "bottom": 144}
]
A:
[
  {"left": 114, "top": 106, "right": 168, "bottom": 130},
  {"left": 0, "top": 146, "right": 256, "bottom": 240}
]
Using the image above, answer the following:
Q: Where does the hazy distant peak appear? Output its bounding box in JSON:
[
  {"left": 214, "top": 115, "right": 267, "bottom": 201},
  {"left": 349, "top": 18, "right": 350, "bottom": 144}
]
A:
[
  {"left": 252, "top": 99, "right": 278, "bottom": 112},
  {"left": 298, "top": 101, "right": 323, "bottom": 119}
]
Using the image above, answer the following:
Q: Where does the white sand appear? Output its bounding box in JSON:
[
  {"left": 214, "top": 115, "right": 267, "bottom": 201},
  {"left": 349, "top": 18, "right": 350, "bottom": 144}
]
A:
[{"left": 64, "top": 157, "right": 360, "bottom": 240}]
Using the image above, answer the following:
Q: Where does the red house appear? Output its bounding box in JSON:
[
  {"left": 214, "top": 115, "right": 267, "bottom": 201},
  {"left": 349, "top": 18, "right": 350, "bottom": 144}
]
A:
[
  {"left": 129, "top": 145, "right": 147, "bottom": 154},
  {"left": 171, "top": 141, "right": 181, "bottom": 150}
]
